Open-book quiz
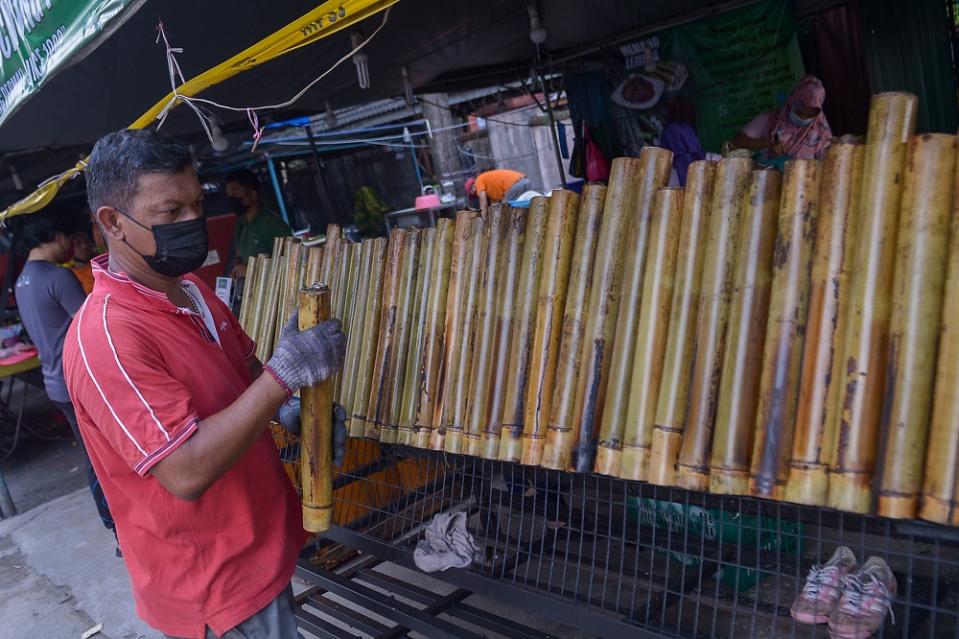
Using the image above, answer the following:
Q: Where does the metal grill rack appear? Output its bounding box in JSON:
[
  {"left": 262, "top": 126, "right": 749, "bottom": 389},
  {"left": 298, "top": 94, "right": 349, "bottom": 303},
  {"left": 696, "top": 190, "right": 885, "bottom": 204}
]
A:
[{"left": 292, "top": 441, "right": 959, "bottom": 639}]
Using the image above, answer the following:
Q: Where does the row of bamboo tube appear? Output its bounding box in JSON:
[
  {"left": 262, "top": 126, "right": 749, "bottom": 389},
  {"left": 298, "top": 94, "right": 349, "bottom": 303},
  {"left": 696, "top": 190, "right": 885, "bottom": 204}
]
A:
[{"left": 241, "top": 91, "right": 959, "bottom": 527}]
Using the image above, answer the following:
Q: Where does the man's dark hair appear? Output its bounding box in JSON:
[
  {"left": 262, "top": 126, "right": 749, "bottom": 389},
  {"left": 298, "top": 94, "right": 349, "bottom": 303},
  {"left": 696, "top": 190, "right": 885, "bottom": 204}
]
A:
[
  {"left": 13, "top": 202, "right": 88, "bottom": 251},
  {"left": 85, "top": 128, "right": 193, "bottom": 212},
  {"left": 224, "top": 168, "right": 260, "bottom": 193}
]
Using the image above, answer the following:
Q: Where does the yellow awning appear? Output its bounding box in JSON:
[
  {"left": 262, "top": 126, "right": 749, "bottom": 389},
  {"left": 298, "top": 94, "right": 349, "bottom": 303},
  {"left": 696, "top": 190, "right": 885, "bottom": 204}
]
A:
[{"left": 1, "top": 0, "right": 398, "bottom": 221}]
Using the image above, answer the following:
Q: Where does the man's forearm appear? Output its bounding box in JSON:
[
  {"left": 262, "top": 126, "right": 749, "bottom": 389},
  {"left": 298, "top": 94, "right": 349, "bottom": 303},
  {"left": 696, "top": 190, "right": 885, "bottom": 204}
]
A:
[{"left": 150, "top": 372, "right": 287, "bottom": 500}]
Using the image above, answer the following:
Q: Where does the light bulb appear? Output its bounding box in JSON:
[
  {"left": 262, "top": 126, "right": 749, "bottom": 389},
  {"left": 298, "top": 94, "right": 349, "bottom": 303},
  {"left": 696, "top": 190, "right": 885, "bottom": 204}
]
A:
[
  {"left": 211, "top": 126, "right": 229, "bottom": 153},
  {"left": 351, "top": 31, "right": 371, "bottom": 89},
  {"left": 527, "top": 4, "right": 547, "bottom": 45}
]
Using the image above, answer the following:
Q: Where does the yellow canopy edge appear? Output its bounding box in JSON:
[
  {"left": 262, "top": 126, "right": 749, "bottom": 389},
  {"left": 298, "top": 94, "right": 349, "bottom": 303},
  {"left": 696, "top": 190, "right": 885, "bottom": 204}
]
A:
[{"left": 1, "top": 0, "right": 398, "bottom": 221}]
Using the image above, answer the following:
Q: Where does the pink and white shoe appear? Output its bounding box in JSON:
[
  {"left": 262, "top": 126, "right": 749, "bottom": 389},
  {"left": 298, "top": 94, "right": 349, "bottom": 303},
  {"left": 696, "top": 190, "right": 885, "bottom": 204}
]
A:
[
  {"left": 828, "top": 556, "right": 897, "bottom": 639},
  {"left": 791, "top": 546, "right": 857, "bottom": 625}
]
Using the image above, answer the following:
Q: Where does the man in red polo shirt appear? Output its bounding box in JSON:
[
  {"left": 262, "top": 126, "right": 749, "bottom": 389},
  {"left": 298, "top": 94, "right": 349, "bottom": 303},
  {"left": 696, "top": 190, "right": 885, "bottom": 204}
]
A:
[{"left": 63, "top": 129, "right": 345, "bottom": 639}]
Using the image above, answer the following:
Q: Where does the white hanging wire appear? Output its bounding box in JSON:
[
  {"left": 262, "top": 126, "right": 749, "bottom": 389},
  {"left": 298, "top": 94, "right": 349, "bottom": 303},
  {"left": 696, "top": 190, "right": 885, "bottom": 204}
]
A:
[{"left": 153, "top": 7, "right": 392, "bottom": 149}]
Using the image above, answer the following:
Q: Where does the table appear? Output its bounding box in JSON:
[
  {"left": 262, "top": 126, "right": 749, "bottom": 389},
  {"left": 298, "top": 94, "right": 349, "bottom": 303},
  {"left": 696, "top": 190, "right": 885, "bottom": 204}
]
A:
[
  {"left": 383, "top": 204, "right": 458, "bottom": 232},
  {"left": 0, "top": 355, "right": 41, "bottom": 518}
]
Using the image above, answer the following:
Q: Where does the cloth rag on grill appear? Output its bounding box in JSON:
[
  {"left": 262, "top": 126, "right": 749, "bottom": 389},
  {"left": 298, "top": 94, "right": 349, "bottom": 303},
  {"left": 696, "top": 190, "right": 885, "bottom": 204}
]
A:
[{"left": 413, "top": 511, "right": 479, "bottom": 573}]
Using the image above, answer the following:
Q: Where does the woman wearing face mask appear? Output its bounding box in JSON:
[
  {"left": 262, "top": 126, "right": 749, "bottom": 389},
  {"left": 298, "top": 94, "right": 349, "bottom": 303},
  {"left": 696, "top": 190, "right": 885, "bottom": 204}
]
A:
[{"left": 731, "top": 75, "right": 833, "bottom": 166}]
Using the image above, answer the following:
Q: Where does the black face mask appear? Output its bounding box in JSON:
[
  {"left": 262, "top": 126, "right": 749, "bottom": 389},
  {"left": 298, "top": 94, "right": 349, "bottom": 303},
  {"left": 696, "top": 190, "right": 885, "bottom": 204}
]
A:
[
  {"left": 227, "top": 196, "right": 247, "bottom": 214},
  {"left": 116, "top": 208, "right": 209, "bottom": 278}
]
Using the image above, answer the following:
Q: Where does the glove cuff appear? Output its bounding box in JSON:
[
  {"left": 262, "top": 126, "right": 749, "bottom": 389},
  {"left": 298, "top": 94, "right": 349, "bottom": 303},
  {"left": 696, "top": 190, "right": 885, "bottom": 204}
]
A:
[{"left": 263, "top": 364, "right": 293, "bottom": 399}]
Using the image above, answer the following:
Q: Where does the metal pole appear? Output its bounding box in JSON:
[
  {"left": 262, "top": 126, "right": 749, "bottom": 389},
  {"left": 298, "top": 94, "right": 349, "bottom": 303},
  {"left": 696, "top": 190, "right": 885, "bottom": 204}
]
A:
[
  {"left": 0, "top": 467, "right": 16, "bottom": 518},
  {"left": 264, "top": 154, "right": 291, "bottom": 227},
  {"left": 304, "top": 125, "right": 337, "bottom": 225},
  {"left": 537, "top": 70, "right": 568, "bottom": 189}
]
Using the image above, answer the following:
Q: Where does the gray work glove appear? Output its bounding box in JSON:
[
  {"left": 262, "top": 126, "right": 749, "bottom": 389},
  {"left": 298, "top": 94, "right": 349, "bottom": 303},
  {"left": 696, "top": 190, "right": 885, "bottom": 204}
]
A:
[
  {"left": 265, "top": 310, "right": 346, "bottom": 394},
  {"left": 278, "top": 397, "right": 347, "bottom": 466}
]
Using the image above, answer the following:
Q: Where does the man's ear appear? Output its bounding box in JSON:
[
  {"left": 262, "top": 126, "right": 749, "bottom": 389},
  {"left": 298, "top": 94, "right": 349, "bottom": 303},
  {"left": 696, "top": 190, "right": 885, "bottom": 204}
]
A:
[{"left": 95, "top": 206, "right": 124, "bottom": 241}]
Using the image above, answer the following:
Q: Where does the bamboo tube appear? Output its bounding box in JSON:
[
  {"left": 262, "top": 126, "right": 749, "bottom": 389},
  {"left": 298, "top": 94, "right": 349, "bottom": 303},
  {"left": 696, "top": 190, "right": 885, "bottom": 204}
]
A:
[
  {"left": 339, "top": 241, "right": 374, "bottom": 432},
  {"left": 876, "top": 134, "right": 956, "bottom": 518},
  {"left": 787, "top": 141, "right": 865, "bottom": 506},
  {"left": 431, "top": 212, "right": 477, "bottom": 451},
  {"left": 306, "top": 246, "right": 323, "bottom": 287},
  {"left": 446, "top": 217, "right": 487, "bottom": 454},
  {"left": 413, "top": 219, "right": 454, "bottom": 448},
  {"left": 257, "top": 255, "right": 285, "bottom": 362},
  {"left": 398, "top": 229, "right": 436, "bottom": 446},
  {"left": 499, "top": 197, "right": 550, "bottom": 462},
  {"left": 828, "top": 92, "right": 918, "bottom": 514},
  {"left": 320, "top": 224, "right": 342, "bottom": 286},
  {"left": 299, "top": 284, "right": 333, "bottom": 533},
  {"left": 675, "top": 157, "right": 753, "bottom": 491},
  {"left": 920, "top": 151, "right": 959, "bottom": 525},
  {"left": 748, "top": 162, "right": 818, "bottom": 500},
  {"left": 617, "top": 187, "right": 684, "bottom": 481},
  {"left": 330, "top": 240, "right": 354, "bottom": 396},
  {"left": 272, "top": 253, "right": 292, "bottom": 353},
  {"left": 272, "top": 236, "right": 285, "bottom": 258},
  {"left": 466, "top": 206, "right": 508, "bottom": 457},
  {"left": 349, "top": 239, "right": 387, "bottom": 437},
  {"left": 238, "top": 255, "right": 259, "bottom": 332},
  {"left": 363, "top": 229, "right": 406, "bottom": 440},
  {"left": 381, "top": 230, "right": 421, "bottom": 444},
  {"left": 648, "top": 162, "right": 717, "bottom": 486},
  {"left": 574, "top": 159, "right": 657, "bottom": 473},
  {"left": 522, "top": 190, "right": 580, "bottom": 465},
  {"left": 706, "top": 169, "right": 782, "bottom": 496},
  {"left": 482, "top": 208, "right": 527, "bottom": 459},
  {"left": 541, "top": 186, "right": 606, "bottom": 470},
  {"left": 593, "top": 147, "right": 673, "bottom": 475},
  {"left": 248, "top": 255, "right": 271, "bottom": 351}
]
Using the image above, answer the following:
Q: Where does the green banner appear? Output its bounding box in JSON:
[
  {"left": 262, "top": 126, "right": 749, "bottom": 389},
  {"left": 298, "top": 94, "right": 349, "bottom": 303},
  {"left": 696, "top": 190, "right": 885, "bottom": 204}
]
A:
[
  {"left": 609, "top": 0, "right": 804, "bottom": 152},
  {"left": 0, "top": 0, "right": 135, "bottom": 128}
]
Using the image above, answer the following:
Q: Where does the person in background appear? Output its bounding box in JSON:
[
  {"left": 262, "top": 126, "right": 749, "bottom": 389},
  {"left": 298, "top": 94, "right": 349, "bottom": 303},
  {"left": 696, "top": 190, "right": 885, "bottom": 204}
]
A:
[
  {"left": 659, "top": 97, "right": 706, "bottom": 187},
  {"left": 65, "top": 129, "right": 345, "bottom": 639},
  {"left": 731, "top": 75, "right": 833, "bottom": 164},
  {"left": 465, "top": 169, "right": 529, "bottom": 214},
  {"left": 13, "top": 205, "right": 116, "bottom": 544},
  {"left": 65, "top": 227, "right": 98, "bottom": 294},
  {"left": 225, "top": 168, "right": 291, "bottom": 278}
]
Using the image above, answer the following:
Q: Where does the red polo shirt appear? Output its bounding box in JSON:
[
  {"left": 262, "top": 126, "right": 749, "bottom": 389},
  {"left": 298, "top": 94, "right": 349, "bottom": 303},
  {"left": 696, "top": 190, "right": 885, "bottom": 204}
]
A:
[{"left": 63, "top": 255, "right": 306, "bottom": 639}]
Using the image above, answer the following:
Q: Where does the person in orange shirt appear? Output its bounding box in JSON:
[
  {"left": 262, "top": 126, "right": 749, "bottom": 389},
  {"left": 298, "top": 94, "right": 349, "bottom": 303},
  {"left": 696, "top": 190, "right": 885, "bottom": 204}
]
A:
[
  {"left": 465, "top": 169, "right": 530, "bottom": 214},
  {"left": 67, "top": 230, "right": 98, "bottom": 294}
]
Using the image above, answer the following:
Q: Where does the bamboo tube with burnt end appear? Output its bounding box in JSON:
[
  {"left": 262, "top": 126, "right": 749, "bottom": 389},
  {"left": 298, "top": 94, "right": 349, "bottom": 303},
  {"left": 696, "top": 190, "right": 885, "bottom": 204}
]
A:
[
  {"left": 828, "top": 92, "right": 917, "bottom": 514},
  {"left": 787, "top": 140, "right": 865, "bottom": 506},
  {"left": 339, "top": 241, "right": 374, "bottom": 435},
  {"left": 618, "top": 187, "right": 684, "bottom": 481},
  {"left": 648, "top": 162, "right": 716, "bottom": 486},
  {"left": 877, "top": 133, "right": 956, "bottom": 519},
  {"left": 349, "top": 238, "right": 387, "bottom": 437},
  {"left": 397, "top": 229, "right": 435, "bottom": 447},
  {"left": 675, "top": 157, "right": 752, "bottom": 491},
  {"left": 521, "top": 190, "right": 580, "bottom": 466},
  {"left": 541, "top": 186, "right": 605, "bottom": 470},
  {"left": 499, "top": 198, "right": 550, "bottom": 462},
  {"left": 749, "top": 160, "right": 819, "bottom": 500}
]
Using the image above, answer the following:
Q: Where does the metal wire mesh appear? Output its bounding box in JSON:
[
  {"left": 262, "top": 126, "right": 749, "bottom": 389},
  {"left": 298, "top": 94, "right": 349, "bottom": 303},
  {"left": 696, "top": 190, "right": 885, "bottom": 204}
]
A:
[{"left": 274, "top": 429, "right": 959, "bottom": 639}]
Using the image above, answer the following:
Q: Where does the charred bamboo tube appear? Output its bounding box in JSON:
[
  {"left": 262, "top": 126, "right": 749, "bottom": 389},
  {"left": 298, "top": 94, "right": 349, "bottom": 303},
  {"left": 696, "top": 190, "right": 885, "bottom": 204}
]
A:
[
  {"left": 920, "top": 153, "right": 959, "bottom": 525},
  {"left": 522, "top": 191, "right": 580, "bottom": 465},
  {"left": 238, "top": 255, "right": 259, "bottom": 332},
  {"left": 482, "top": 208, "right": 527, "bottom": 459},
  {"left": 541, "top": 186, "right": 606, "bottom": 470},
  {"left": 707, "top": 169, "right": 782, "bottom": 495},
  {"left": 257, "top": 255, "right": 286, "bottom": 361},
  {"left": 248, "top": 255, "right": 271, "bottom": 352},
  {"left": 749, "top": 161, "right": 819, "bottom": 500},
  {"left": 398, "top": 229, "right": 436, "bottom": 446},
  {"left": 618, "top": 187, "right": 684, "bottom": 481},
  {"left": 339, "top": 241, "right": 374, "bottom": 433},
  {"left": 499, "top": 197, "right": 550, "bottom": 461},
  {"left": 363, "top": 230, "right": 406, "bottom": 440},
  {"left": 466, "top": 206, "right": 509, "bottom": 457},
  {"left": 413, "top": 219, "right": 454, "bottom": 448},
  {"left": 877, "top": 134, "right": 957, "bottom": 518},
  {"left": 788, "top": 141, "right": 865, "bottom": 505},
  {"left": 299, "top": 284, "right": 333, "bottom": 533},
  {"left": 381, "top": 230, "right": 421, "bottom": 444},
  {"left": 349, "top": 239, "right": 387, "bottom": 437},
  {"left": 575, "top": 158, "right": 660, "bottom": 473},
  {"left": 446, "top": 217, "right": 487, "bottom": 454},
  {"left": 675, "top": 157, "right": 753, "bottom": 491},
  {"left": 828, "top": 92, "right": 918, "bottom": 514},
  {"left": 649, "top": 162, "right": 717, "bottom": 486},
  {"left": 431, "top": 212, "right": 477, "bottom": 450},
  {"left": 593, "top": 148, "right": 673, "bottom": 475}
]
